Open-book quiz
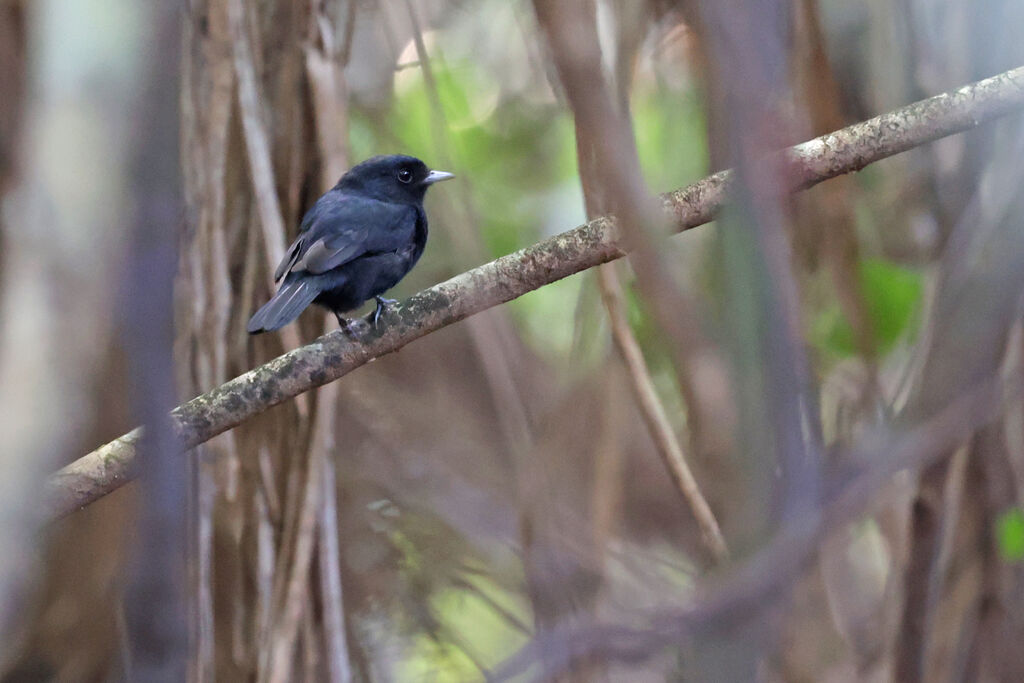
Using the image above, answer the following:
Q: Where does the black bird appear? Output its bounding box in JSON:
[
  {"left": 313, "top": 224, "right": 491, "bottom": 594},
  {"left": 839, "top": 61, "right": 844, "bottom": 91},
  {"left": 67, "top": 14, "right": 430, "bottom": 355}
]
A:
[{"left": 247, "top": 155, "right": 453, "bottom": 334}]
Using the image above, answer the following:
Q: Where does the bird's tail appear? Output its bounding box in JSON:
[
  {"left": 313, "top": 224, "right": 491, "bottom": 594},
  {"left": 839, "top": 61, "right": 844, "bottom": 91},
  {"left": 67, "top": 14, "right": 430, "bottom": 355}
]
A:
[{"left": 247, "top": 280, "right": 320, "bottom": 334}]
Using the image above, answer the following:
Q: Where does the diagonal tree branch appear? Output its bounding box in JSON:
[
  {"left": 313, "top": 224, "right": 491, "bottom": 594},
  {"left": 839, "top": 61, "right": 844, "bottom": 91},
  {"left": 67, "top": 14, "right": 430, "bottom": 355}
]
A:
[{"left": 46, "top": 65, "right": 1024, "bottom": 519}]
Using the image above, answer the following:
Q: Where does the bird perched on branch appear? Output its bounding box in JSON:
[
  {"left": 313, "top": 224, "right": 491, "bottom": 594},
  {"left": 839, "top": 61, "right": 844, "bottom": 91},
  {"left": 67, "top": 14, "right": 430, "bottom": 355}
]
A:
[{"left": 247, "top": 154, "right": 454, "bottom": 334}]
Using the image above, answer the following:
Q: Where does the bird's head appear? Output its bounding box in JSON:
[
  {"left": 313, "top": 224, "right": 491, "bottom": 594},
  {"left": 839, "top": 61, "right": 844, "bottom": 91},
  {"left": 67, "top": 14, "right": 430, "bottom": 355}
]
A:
[{"left": 335, "top": 154, "right": 454, "bottom": 204}]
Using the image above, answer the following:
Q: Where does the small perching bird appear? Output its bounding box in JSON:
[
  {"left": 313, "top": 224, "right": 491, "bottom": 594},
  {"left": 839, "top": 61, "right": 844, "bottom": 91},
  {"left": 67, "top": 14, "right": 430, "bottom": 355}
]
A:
[{"left": 247, "top": 155, "right": 454, "bottom": 334}]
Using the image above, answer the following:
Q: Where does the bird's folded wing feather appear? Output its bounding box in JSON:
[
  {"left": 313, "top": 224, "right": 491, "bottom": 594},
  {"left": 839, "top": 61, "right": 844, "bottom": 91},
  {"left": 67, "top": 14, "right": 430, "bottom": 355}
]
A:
[
  {"left": 273, "top": 238, "right": 303, "bottom": 282},
  {"left": 272, "top": 195, "right": 417, "bottom": 280}
]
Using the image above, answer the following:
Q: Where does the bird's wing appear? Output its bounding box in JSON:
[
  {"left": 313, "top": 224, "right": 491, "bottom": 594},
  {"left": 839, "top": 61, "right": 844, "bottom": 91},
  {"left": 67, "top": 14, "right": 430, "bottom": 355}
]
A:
[
  {"left": 272, "top": 195, "right": 417, "bottom": 280},
  {"left": 273, "top": 237, "right": 303, "bottom": 282}
]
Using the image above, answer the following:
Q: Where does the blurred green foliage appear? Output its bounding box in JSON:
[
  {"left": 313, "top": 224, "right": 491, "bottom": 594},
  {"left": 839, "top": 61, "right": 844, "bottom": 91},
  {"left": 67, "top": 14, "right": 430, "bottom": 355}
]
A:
[
  {"left": 633, "top": 87, "right": 709, "bottom": 193},
  {"left": 398, "top": 580, "right": 529, "bottom": 681},
  {"left": 997, "top": 508, "right": 1024, "bottom": 563},
  {"left": 813, "top": 258, "right": 924, "bottom": 358},
  {"left": 351, "top": 60, "right": 580, "bottom": 257}
]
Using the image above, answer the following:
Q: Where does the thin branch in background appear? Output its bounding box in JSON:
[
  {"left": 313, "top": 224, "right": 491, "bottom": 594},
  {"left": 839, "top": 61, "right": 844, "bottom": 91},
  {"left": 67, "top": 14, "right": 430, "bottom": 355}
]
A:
[
  {"left": 227, "top": 0, "right": 306, "bottom": 357},
  {"left": 260, "top": 356, "right": 347, "bottom": 679},
  {"left": 402, "top": 0, "right": 442, "bottom": 134},
  {"left": 401, "top": 0, "right": 537, "bottom": 494},
  {"left": 45, "top": 65, "right": 1024, "bottom": 517},
  {"left": 919, "top": 445, "right": 971, "bottom": 667},
  {"left": 114, "top": 599, "right": 132, "bottom": 680},
  {"left": 259, "top": 445, "right": 323, "bottom": 682},
  {"left": 400, "top": 0, "right": 490, "bottom": 260},
  {"left": 337, "top": 0, "right": 358, "bottom": 68},
  {"left": 227, "top": 0, "right": 287, "bottom": 275},
  {"left": 189, "top": 458, "right": 216, "bottom": 683},
  {"left": 589, "top": 367, "right": 626, "bottom": 570},
  {"left": 400, "top": 0, "right": 533, "bottom": 465},
  {"left": 304, "top": 0, "right": 350, "bottom": 187},
  {"left": 317, "top": 450, "right": 353, "bottom": 683},
  {"left": 596, "top": 264, "right": 728, "bottom": 563},
  {"left": 525, "top": 1, "right": 666, "bottom": 637},
  {"left": 256, "top": 414, "right": 312, "bottom": 676},
  {"left": 254, "top": 483, "right": 277, "bottom": 665},
  {"left": 181, "top": 0, "right": 237, "bottom": 388},
  {"left": 302, "top": 595, "right": 319, "bottom": 678},
  {"left": 536, "top": 0, "right": 727, "bottom": 565},
  {"left": 257, "top": 444, "right": 282, "bottom": 524},
  {"left": 0, "top": 0, "right": 26, "bottom": 200},
  {"left": 533, "top": 0, "right": 735, "bottom": 509}
]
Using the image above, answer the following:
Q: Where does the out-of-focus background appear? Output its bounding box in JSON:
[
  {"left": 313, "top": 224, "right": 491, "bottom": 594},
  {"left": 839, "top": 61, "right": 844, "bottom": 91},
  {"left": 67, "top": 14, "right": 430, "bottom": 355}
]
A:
[{"left": 2, "top": 0, "right": 1024, "bottom": 680}]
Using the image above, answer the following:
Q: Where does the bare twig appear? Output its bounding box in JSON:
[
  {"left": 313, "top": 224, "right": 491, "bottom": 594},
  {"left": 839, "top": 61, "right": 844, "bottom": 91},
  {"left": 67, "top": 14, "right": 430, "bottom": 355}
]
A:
[
  {"left": 227, "top": 0, "right": 287, "bottom": 274},
  {"left": 0, "top": 0, "right": 26, "bottom": 197},
  {"left": 337, "top": 0, "right": 358, "bottom": 68},
  {"left": 596, "top": 265, "right": 729, "bottom": 562},
  {"left": 189, "top": 459, "right": 216, "bottom": 683},
  {"left": 46, "top": 65, "right": 1024, "bottom": 517},
  {"left": 401, "top": 0, "right": 533, "bottom": 455},
  {"left": 318, "top": 449, "right": 353, "bottom": 683},
  {"left": 535, "top": 0, "right": 728, "bottom": 565},
  {"left": 258, "top": 445, "right": 323, "bottom": 682},
  {"left": 304, "top": 4, "right": 350, "bottom": 187}
]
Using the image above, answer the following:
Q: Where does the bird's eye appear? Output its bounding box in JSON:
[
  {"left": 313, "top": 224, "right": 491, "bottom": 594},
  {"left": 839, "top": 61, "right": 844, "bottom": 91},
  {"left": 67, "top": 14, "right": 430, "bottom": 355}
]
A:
[{"left": 397, "top": 169, "right": 413, "bottom": 184}]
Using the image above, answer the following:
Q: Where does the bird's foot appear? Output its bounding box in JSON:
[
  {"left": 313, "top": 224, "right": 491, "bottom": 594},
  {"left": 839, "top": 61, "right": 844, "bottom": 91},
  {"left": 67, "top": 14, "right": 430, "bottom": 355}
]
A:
[
  {"left": 369, "top": 296, "right": 399, "bottom": 327},
  {"left": 335, "top": 313, "right": 365, "bottom": 338}
]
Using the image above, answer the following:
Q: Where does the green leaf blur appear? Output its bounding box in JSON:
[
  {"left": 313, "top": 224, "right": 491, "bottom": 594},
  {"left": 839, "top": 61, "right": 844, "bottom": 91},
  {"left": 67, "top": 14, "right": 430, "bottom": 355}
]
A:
[
  {"left": 997, "top": 508, "right": 1024, "bottom": 563},
  {"left": 814, "top": 258, "right": 924, "bottom": 357}
]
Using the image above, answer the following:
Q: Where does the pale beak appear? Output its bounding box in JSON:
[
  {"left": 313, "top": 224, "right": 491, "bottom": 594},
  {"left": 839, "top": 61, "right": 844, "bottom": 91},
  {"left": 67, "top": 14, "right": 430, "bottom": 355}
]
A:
[{"left": 422, "top": 170, "right": 455, "bottom": 185}]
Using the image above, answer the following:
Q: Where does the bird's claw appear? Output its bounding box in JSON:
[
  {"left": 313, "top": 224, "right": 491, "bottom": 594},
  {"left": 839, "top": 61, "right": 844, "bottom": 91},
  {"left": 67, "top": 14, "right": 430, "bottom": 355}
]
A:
[{"left": 370, "top": 296, "right": 399, "bottom": 327}]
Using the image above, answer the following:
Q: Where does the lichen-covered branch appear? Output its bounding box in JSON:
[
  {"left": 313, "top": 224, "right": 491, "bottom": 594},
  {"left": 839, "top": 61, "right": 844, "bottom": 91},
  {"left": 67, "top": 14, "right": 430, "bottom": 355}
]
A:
[{"left": 47, "top": 65, "right": 1024, "bottom": 518}]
